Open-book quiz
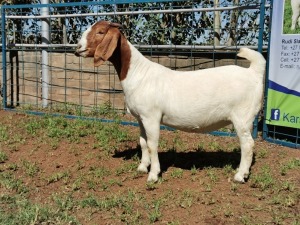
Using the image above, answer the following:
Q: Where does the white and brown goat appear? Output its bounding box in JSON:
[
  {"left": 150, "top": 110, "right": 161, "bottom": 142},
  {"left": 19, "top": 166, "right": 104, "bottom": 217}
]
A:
[{"left": 75, "top": 21, "right": 266, "bottom": 183}]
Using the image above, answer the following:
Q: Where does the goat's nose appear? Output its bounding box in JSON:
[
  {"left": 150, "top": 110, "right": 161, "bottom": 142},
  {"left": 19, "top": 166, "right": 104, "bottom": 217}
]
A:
[
  {"left": 74, "top": 44, "right": 82, "bottom": 56},
  {"left": 76, "top": 44, "right": 82, "bottom": 50}
]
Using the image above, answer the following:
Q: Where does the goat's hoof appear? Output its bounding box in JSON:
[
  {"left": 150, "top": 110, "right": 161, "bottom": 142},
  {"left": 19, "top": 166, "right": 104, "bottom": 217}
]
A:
[
  {"left": 233, "top": 173, "right": 245, "bottom": 183},
  {"left": 147, "top": 172, "right": 159, "bottom": 183},
  {"left": 137, "top": 164, "right": 148, "bottom": 173}
]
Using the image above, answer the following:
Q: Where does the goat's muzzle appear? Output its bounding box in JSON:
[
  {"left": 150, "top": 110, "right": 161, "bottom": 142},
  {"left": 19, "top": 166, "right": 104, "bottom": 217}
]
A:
[{"left": 74, "top": 49, "right": 88, "bottom": 57}]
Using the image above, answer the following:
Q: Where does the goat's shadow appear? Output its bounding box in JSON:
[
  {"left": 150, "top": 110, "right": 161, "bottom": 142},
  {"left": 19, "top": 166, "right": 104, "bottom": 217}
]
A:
[{"left": 113, "top": 146, "right": 253, "bottom": 173}]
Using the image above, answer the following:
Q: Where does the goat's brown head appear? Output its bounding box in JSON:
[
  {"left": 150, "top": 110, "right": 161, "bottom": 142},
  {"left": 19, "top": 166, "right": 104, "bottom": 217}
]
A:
[{"left": 75, "top": 21, "right": 122, "bottom": 67}]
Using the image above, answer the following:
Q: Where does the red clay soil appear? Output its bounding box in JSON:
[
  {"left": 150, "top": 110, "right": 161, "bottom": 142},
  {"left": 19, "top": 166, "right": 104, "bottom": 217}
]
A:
[{"left": 0, "top": 110, "right": 299, "bottom": 225}]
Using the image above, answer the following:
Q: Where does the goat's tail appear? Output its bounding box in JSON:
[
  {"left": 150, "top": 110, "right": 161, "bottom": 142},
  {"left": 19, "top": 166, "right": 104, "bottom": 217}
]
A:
[{"left": 237, "top": 48, "right": 266, "bottom": 77}]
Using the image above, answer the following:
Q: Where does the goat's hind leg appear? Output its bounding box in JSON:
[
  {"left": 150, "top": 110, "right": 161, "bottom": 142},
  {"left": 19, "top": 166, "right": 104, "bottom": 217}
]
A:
[
  {"left": 234, "top": 132, "right": 254, "bottom": 183},
  {"left": 233, "top": 121, "right": 255, "bottom": 183},
  {"left": 137, "top": 120, "right": 150, "bottom": 173}
]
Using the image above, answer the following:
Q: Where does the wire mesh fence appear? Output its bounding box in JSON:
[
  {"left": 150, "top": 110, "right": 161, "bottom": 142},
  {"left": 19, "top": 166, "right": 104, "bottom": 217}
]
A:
[{"left": 1, "top": 0, "right": 271, "bottom": 137}]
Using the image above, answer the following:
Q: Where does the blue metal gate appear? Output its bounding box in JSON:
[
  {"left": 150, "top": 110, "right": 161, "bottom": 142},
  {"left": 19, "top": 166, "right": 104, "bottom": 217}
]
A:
[{"left": 1, "top": 0, "right": 270, "bottom": 138}]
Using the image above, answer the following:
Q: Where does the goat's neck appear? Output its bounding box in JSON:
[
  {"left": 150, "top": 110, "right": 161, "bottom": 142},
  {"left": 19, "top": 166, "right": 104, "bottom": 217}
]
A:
[
  {"left": 127, "top": 42, "right": 155, "bottom": 76},
  {"left": 110, "top": 36, "right": 156, "bottom": 90}
]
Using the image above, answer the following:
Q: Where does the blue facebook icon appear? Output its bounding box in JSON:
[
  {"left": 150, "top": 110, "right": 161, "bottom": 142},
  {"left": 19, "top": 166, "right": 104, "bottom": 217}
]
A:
[{"left": 271, "top": 109, "right": 280, "bottom": 121}]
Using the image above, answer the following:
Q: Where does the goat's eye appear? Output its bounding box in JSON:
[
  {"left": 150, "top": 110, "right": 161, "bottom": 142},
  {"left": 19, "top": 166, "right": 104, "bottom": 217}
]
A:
[{"left": 97, "top": 31, "right": 104, "bottom": 35}]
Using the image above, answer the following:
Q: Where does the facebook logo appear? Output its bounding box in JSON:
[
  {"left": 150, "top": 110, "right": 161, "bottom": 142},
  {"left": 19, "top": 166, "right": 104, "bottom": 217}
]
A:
[{"left": 271, "top": 109, "right": 280, "bottom": 121}]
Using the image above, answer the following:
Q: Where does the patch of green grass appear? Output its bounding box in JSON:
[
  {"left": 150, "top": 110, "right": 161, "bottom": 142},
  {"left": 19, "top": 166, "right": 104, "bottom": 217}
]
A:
[
  {"left": 45, "top": 116, "right": 90, "bottom": 142},
  {"left": 0, "top": 193, "right": 79, "bottom": 225},
  {"left": 0, "top": 151, "right": 8, "bottom": 163},
  {"left": 89, "top": 165, "right": 111, "bottom": 178},
  {"left": 22, "top": 114, "right": 133, "bottom": 153},
  {"left": 230, "top": 182, "right": 239, "bottom": 192},
  {"left": 0, "top": 171, "right": 28, "bottom": 194},
  {"left": 0, "top": 124, "right": 8, "bottom": 142},
  {"left": 177, "top": 189, "right": 196, "bottom": 208},
  {"left": 79, "top": 190, "right": 145, "bottom": 223},
  {"left": 205, "top": 167, "right": 219, "bottom": 183},
  {"left": 7, "top": 134, "right": 26, "bottom": 152},
  {"left": 223, "top": 164, "right": 234, "bottom": 176},
  {"left": 49, "top": 137, "right": 60, "bottom": 150},
  {"left": 148, "top": 199, "right": 162, "bottom": 223},
  {"left": 24, "top": 118, "right": 43, "bottom": 135},
  {"left": 223, "top": 204, "right": 234, "bottom": 218},
  {"left": 170, "top": 168, "right": 183, "bottom": 179},
  {"left": 283, "top": 194, "right": 297, "bottom": 207},
  {"left": 172, "top": 133, "right": 185, "bottom": 151},
  {"left": 280, "top": 158, "right": 300, "bottom": 175},
  {"left": 95, "top": 121, "right": 130, "bottom": 152},
  {"left": 280, "top": 180, "right": 296, "bottom": 192},
  {"left": 52, "top": 193, "right": 75, "bottom": 212},
  {"left": 87, "top": 174, "right": 123, "bottom": 191},
  {"left": 146, "top": 181, "right": 158, "bottom": 191},
  {"left": 7, "top": 163, "right": 18, "bottom": 171},
  {"left": 90, "top": 101, "right": 116, "bottom": 117},
  {"left": 240, "top": 215, "right": 252, "bottom": 225},
  {"left": 208, "top": 141, "right": 222, "bottom": 151},
  {"left": 190, "top": 165, "right": 198, "bottom": 175},
  {"left": 250, "top": 165, "right": 274, "bottom": 191},
  {"left": 25, "top": 115, "right": 103, "bottom": 143},
  {"left": 108, "top": 179, "right": 123, "bottom": 187},
  {"left": 22, "top": 160, "right": 40, "bottom": 177},
  {"left": 71, "top": 178, "right": 83, "bottom": 191},
  {"left": 115, "top": 162, "right": 138, "bottom": 176},
  {"left": 80, "top": 194, "right": 101, "bottom": 208},
  {"left": 196, "top": 141, "right": 205, "bottom": 151},
  {"left": 159, "top": 138, "right": 168, "bottom": 150},
  {"left": 256, "top": 148, "right": 268, "bottom": 159},
  {"left": 47, "top": 171, "right": 70, "bottom": 184}
]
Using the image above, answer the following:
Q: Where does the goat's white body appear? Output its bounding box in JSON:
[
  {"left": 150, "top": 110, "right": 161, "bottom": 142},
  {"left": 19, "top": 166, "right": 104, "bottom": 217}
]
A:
[
  {"left": 121, "top": 43, "right": 265, "bottom": 182},
  {"left": 291, "top": 0, "right": 300, "bottom": 30},
  {"left": 75, "top": 22, "right": 266, "bottom": 183},
  {"left": 124, "top": 44, "right": 262, "bottom": 132}
]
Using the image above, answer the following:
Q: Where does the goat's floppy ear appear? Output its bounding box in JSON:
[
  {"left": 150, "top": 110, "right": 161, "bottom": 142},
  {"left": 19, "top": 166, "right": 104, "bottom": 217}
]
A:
[{"left": 94, "top": 29, "right": 120, "bottom": 67}]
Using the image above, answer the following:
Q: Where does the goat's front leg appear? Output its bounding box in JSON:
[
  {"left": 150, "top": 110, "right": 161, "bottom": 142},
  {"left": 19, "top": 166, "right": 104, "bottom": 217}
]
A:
[
  {"left": 137, "top": 121, "right": 150, "bottom": 173},
  {"left": 141, "top": 119, "right": 161, "bottom": 182}
]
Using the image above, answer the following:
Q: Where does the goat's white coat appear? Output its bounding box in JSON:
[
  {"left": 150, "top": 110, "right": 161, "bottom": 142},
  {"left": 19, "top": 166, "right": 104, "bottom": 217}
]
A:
[
  {"left": 291, "top": 0, "right": 300, "bottom": 30},
  {"left": 76, "top": 23, "right": 266, "bottom": 183},
  {"left": 123, "top": 43, "right": 265, "bottom": 182}
]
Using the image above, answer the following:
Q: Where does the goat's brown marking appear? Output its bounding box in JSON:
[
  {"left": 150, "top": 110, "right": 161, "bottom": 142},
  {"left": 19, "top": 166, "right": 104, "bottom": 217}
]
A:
[
  {"left": 86, "top": 21, "right": 131, "bottom": 81},
  {"left": 85, "top": 21, "right": 111, "bottom": 57},
  {"left": 94, "top": 28, "right": 120, "bottom": 67},
  {"left": 110, "top": 33, "right": 131, "bottom": 81}
]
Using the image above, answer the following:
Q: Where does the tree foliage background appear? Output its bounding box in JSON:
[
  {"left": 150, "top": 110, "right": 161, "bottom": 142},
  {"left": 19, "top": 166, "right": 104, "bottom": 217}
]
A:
[{"left": 0, "top": 0, "right": 270, "bottom": 47}]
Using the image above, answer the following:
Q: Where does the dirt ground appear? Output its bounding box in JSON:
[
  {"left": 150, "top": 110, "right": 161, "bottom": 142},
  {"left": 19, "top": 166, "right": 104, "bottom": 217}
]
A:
[{"left": 0, "top": 110, "right": 299, "bottom": 225}]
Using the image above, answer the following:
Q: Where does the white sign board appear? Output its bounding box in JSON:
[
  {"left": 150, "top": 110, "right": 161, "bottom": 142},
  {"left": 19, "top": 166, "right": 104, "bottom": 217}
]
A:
[{"left": 266, "top": 0, "right": 300, "bottom": 128}]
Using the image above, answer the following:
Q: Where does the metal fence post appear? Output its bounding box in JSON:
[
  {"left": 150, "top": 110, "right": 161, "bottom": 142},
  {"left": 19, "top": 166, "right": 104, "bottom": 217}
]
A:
[
  {"left": 252, "top": 0, "right": 266, "bottom": 139},
  {"left": 1, "top": 6, "right": 7, "bottom": 109},
  {"left": 263, "top": 0, "right": 273, "bottom": 142},
  {"left": 41, "top": 0, "right": 50, "bottom": 108}
]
